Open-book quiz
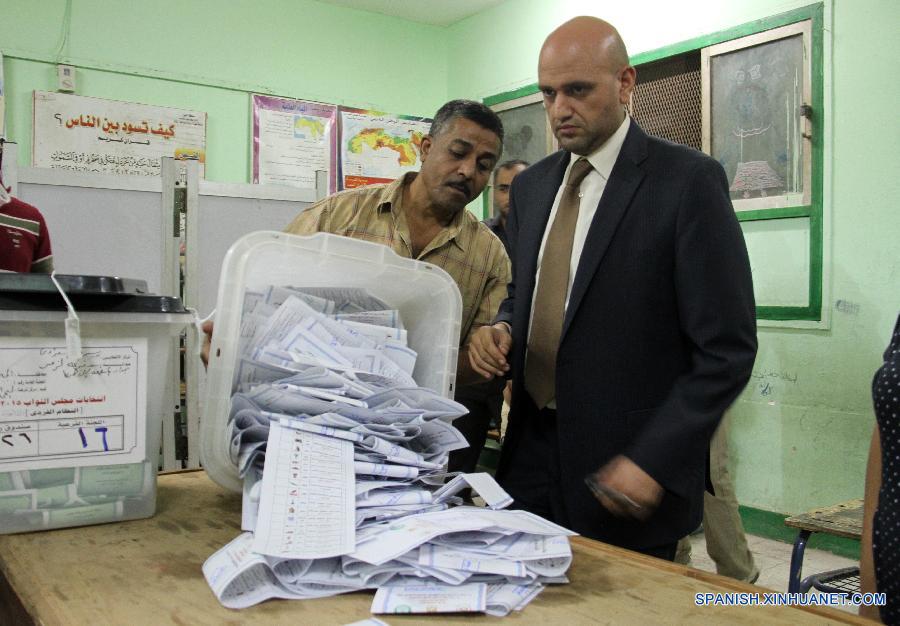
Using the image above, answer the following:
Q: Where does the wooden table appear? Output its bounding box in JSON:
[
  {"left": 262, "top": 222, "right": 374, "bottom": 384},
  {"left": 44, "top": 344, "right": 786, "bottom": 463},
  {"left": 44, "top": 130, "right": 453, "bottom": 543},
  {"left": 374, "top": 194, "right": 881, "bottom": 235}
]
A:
[
  {"left": 0, "top": 471, "right": 869, "bottom": 625},
  {"left": 785, "top": 499, "right": 864, "bottom": 594}
]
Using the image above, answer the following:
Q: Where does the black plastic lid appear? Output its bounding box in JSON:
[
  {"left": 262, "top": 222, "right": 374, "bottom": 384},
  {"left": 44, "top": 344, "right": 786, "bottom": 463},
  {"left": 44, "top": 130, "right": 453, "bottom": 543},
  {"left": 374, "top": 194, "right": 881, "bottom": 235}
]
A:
[{"left": 0, "top": 274, "right": 188, "bottom": 313}]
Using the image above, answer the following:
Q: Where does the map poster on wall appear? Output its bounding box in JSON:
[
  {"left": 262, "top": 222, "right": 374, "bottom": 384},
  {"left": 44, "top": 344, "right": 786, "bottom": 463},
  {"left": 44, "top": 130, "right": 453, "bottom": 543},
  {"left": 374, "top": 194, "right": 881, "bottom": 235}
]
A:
[
  {"left": 338, "top": 107, "right": 432, "bottom": 189},
  {"left": 252, "top": 94, "right": 337, "bottom": 193},
  {"left": 32, "top": 91, "right": 207, "bottom": 177}
]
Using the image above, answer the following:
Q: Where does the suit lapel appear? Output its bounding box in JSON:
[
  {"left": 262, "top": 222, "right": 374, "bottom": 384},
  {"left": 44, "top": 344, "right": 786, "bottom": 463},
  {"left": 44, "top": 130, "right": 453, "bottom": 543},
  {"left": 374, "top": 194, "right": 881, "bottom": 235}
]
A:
[{"left": 562, "top": 124, "right": 648, "bottom": 339}]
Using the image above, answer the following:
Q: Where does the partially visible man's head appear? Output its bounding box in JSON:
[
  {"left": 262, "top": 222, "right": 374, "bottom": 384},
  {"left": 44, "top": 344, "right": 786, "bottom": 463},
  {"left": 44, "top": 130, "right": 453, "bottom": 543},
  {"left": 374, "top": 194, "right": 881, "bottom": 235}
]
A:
[
  {"left": 493, "top": 159, "right": 529, "bottom": 221},
  {"left": 538, "top": 17, "right": 635, "bottom": 156},
  {"left": 418, "top": 100, "right": 504, "bottom": 216},
  {"left": 428, "top": 100, "right": 505, "bottom": 146}
]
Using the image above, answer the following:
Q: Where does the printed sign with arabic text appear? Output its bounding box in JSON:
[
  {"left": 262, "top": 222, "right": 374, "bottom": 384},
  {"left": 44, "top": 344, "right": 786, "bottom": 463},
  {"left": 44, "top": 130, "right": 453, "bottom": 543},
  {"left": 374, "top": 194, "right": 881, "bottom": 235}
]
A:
[{"left": 32, "top": 91, "right": 207, "bottom": 177}]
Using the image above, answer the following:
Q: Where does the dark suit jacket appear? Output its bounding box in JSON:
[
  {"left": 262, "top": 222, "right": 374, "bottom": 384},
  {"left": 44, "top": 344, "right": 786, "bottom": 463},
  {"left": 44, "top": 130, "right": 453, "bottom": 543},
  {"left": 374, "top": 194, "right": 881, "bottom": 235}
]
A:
[{"left": 494, "top": 122, "right": 757, "bottom": 550}]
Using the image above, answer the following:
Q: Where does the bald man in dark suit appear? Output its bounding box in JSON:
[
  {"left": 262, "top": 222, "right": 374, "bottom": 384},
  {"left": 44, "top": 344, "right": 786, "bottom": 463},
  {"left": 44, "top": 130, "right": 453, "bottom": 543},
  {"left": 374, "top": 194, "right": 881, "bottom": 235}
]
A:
[{"left": 468, "top": 16, "right": 757, "bottom": 559}]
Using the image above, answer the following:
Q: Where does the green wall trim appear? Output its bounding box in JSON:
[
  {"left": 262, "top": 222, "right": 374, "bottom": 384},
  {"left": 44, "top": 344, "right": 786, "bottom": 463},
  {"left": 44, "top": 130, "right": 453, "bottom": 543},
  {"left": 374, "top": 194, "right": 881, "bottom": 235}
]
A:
[
  {"left": 757, "top": 305, "right": 820, "bottom": 320},
  {"left": 629, "top": 3, "right": 824, "bottom": 65},
  {"left": 739, "top": 505, "right": 861, "bottom": 561},
  {"left": 737, "top": 205, "right": 819, "bottom": 320},
  {"left": 735, "top": 206, "right": 812, "bottom": 221},
  {"left": 807, "top": 2, "right": 826, "bottom": 323},
  {"left": 483, "top": 84, "right": 539, "bottom": 107}
]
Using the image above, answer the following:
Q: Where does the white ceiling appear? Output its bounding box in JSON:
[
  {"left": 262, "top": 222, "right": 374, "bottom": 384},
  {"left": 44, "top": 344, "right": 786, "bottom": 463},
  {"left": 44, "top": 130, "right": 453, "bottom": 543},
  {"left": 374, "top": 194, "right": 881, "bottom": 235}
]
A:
[{"left": 317, "top": 0, "right": 506, "bottom": 27}]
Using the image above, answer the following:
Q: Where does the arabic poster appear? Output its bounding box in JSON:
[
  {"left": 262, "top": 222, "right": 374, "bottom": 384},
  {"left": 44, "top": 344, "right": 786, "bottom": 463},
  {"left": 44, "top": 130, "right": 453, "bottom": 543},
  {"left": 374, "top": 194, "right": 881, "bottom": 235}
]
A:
[
  {"left": 32, "top": 91, "right": 207, "bottom": 177},
  {"left": 0, "top": 337, "right": 148, "bottom": 472},
  {"left": 338, "top": 107, "right": 432, "bottom": 189},
  {"left": 252, "top": 94, "right": 337, "bottom": 194}
]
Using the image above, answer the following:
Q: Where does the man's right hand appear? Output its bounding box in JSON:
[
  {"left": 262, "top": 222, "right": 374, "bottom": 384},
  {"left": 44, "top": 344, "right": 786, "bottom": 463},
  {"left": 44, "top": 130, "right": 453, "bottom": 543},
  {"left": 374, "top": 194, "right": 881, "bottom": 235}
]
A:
[{"left": 468, "top": 323, "right": 512, "bottom": 379}]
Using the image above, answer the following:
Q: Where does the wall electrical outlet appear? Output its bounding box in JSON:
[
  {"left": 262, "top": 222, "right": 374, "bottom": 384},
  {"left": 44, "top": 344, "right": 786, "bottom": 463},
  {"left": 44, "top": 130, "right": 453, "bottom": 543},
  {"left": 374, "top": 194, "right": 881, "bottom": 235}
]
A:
[{"left": 57, "top": 64, "right": 76, "bottom": 92}]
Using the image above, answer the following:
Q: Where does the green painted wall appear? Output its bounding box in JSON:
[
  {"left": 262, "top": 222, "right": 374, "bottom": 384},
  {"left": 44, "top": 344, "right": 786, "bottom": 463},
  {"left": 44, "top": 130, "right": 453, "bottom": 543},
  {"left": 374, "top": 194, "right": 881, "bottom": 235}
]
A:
[
  {"left": 729, "top": 0, "right": 900, "bottom": 514},
  {"left": 0, "top": 0, "right": 449, "bottom": 182},
  {"left": 448, "top": 0, "right": 900, "bottom": 515}
]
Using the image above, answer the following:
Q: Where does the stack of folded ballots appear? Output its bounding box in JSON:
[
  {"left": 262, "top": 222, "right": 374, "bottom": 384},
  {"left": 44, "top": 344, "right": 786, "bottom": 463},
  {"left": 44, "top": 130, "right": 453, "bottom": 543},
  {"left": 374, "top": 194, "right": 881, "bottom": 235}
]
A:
[{"left": 203, "top": 286, "right": 575, "bottom": 616}]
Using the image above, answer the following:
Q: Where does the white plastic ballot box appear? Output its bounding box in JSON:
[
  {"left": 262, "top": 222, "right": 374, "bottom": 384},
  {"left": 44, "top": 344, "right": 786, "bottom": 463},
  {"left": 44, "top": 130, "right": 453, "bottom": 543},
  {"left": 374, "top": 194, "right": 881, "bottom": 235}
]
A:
[
  {"left": 201, "top": 232, "right": 463, "bottom": 493},
  {"left": 0, "top": 274, "right": 192, "bottom": 534}
]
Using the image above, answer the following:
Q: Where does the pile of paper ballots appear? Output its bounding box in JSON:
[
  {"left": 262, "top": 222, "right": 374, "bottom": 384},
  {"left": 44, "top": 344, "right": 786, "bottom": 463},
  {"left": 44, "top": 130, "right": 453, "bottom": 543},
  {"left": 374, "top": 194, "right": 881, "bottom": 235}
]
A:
[{"left": 203, "top": 286, "right": 576, "bottom": 616}]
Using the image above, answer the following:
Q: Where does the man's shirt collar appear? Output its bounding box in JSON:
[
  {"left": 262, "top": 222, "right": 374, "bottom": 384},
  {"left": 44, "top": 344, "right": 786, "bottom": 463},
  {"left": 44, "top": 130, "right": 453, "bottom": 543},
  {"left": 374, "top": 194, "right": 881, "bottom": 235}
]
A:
[
  {"left": 580, "top": 115, "right": 630, "bottom": 180},
  {"left": 377, "top": 171, "right": 467, "bottom": 253}
]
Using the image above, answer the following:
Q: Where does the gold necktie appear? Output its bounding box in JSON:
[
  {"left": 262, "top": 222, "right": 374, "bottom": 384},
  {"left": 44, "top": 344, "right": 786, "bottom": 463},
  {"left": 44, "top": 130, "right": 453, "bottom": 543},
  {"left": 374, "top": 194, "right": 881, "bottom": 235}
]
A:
[{"left": 525, "top": 157, "right": 594, "bottom": 409}]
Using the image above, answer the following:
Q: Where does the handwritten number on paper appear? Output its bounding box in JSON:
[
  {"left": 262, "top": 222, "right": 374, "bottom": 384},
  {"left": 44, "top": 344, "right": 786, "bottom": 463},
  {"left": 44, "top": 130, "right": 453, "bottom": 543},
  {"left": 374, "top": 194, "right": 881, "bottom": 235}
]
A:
[
  {"left": 2, "top": 345, "right": 135, "bottom": 459},
  {"left": 77, "top": 426, "right": 110, "bottom": 451},
  {"left": 1, "top": 433, "right": 35, "bottom": 447},
  {"left": 95, "top": 427, "right": 109, "bottom": 452}
]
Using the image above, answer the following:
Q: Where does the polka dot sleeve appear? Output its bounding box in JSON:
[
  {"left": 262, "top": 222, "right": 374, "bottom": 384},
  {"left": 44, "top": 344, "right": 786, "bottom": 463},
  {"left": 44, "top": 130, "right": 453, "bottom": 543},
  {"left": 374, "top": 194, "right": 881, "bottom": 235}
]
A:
[{"left": 873, "top": 312, "right": 900, "bottom": 624}]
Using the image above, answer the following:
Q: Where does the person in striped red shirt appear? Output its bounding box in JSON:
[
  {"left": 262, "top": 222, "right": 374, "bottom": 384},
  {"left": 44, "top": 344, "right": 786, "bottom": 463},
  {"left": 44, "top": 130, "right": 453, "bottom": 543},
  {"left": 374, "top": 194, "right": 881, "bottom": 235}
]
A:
[{"left": 1, "top": 183, "right": 53, "bottom": 273}]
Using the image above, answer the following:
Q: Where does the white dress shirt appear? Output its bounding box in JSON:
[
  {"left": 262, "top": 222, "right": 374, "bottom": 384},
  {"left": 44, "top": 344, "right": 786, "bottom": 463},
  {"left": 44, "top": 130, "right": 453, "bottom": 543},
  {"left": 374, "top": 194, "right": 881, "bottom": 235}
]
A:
[{"left": 527, "top": 115, "right": 630, "bottom": 406}]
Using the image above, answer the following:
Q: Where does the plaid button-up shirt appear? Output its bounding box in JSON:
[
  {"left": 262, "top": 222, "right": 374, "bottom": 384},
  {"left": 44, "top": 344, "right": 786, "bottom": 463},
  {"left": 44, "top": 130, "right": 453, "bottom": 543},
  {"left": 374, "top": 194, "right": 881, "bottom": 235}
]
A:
[{"left": 284, "top": 173, "right": 510, "bottom": 347}]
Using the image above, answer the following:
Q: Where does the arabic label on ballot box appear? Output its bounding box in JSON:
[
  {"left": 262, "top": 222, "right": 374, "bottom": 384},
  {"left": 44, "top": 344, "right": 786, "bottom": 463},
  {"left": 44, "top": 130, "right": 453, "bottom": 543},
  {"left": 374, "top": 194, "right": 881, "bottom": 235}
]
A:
[{"left": 0, "top": 338, "right": 148, "bottom": 472}]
